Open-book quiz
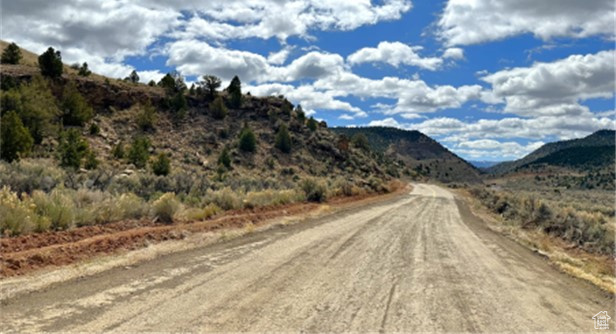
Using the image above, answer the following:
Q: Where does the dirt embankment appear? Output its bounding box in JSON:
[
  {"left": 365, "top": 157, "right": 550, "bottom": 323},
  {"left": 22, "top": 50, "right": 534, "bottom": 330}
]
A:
[{"left": 0, "top": 185, "right": 407, "bottom": 278}]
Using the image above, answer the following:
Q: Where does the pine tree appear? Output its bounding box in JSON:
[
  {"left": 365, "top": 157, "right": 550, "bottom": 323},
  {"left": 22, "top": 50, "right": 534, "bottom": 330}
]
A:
[
  {"left": 128, "top": 70, "right": 139, "bottom": 83},
  {"left": 58, "top": 129, "right": 89, "bottom": 169},
  {"left": 275, "top": 124, "right": 292, "bottom": 153},
  {"left": 238, "top": 123, "right": 257, "bottom": 152},
  {"left": 61, "top": 83, "right": 93, "bottom": 126},
  {"left": 0, "top": 111, "right": 33, "bottom": 162},
  {"left": 1, "top": 42, "right": 22, "bottom": 64},
  {"left": 128, "top": 137, "right": 150, "bottom": 168},
  {"left": 1, "top": 75, "right": 59, "bottom": 144},
  {"left": 226, "top": 75, "right": 242, "bottom": 108},
  {"left": 38, "top": 47, "right": 63, "bottom": 78}
]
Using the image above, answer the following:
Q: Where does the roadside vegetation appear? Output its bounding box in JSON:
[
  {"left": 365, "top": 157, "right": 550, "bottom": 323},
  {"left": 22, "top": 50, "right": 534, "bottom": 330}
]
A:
[
  {"left": 0, "top": 42, "right": 399, "bottom": 237},
  {"left": 468, "top": 187, "right": 614, "bottom": 255}
]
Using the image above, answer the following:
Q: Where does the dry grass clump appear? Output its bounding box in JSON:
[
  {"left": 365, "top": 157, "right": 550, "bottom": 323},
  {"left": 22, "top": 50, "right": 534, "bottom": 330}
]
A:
[{"left": 152, "top": 193, "right": 182, "bottom": 224}]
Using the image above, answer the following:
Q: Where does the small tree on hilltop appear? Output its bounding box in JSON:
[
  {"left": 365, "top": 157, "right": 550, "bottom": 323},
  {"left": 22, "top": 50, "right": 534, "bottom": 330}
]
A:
[
  {"left": 38, "top": 47, "right": 63, "bottom": 78},
  {"left": 226, "top": 75, "right": 242, "bottom": 108},
  {"left": 211, "top": 96, "right": 228, "bottom": 120},
  {"left": 128, "top": 70, "right": 140, "bottom": 84},
  {"left": 0, "top": 111, "right": 33, "bottom": 162},
  {"left": 307, "top": 116, "right": 318, "bottom": 132},
  {"left": 152, "top": 152, "right": 171, "bottom": 176},
  {"left": 238, "top": 123, "right": 256, "bottom": 153},
  {"left": 275, "top": 124, "right": 292, "bottom": 153},
  {"left": 294, "top": 104, "right": 305, "bottom": 123},
  {"left": 1, "top": 42, "right": 22, "bottom": 64},
  {"left": 201, "top": 75, "right": 221, "bottom": 98},
  {"left": 78, "top": 62, "right": 91, "bottom": 76}
]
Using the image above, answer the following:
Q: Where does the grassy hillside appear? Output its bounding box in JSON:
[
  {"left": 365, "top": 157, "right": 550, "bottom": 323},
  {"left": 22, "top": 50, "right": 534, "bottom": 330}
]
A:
[
  {"left": 331, "top": 126, "right": 482, "bottom": 183},
  {"left": 0, "top": 41, "right": 401, "bottom": 236}
]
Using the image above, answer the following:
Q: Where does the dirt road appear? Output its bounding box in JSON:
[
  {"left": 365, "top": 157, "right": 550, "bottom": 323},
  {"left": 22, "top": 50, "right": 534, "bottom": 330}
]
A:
[{"left": 1, "top": 184, "right": 613, "bottom": 332}]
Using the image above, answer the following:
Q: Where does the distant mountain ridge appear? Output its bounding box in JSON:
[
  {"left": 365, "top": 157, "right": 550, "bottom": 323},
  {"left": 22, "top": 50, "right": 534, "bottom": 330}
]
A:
[
  {"left": 487, "top": 130, "right": 615, "bottom": 175},
  {"left": 331, "top": 126, "right": 482, "bottom": 183},
  {"left": 469, "top": 160, "right": 502, "bottom": 168}
]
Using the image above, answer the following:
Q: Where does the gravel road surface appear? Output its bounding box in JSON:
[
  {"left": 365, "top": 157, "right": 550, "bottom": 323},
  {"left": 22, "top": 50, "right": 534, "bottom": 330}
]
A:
[{"left": 1, "top": 184, "right": 612, "bottom": 332}]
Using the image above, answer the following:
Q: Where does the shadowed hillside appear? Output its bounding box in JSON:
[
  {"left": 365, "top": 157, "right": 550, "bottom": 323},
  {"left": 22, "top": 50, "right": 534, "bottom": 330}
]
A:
[{"left": 331, "top": 126, "right": 482, "bottom": 183}]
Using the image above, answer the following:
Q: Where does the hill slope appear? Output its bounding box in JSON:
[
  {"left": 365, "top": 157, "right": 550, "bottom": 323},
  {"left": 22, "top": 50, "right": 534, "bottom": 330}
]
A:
[
  {"left": 0, "top": 41, "right": 404, "bottom": 236},
  {"left": 331, "top": 127, "right": 482, "bottom": 183},
  {"left": 488, "top": 130, "right": 615, "bottom": 175}
]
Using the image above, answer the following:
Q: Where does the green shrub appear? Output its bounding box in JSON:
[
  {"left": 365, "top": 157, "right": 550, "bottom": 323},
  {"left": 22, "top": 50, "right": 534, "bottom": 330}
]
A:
[
  {"left": 208, "top": 187, "right": 242, "bottom": 210},
  {"left": 307, "top": 116, "right": 318, "bottom": 132},
  {"left": 38, "top": 47, "right": 63, "bottom": 78},
  {"left": 1, "top": 42, "right": 22, "bottom": 64},
  {"left": 218, "top": 146, "right": 231, "bottom": 169},
  {"left": 0, "top": 187, "right": 45, "bottom": 236},
  {"left": 1, "top": 75, "right": 59, "bottom": 144},
  {"left": 294, "top": 105, "right": 305, "bottom": 123},
  {"left": 32, "top": 189, "right": 76, "bottom": 231},
  {"left": 238, "top": 124, "right": 257, "bottom": 152},
  {"left": 128, "top": 136, "right": 150, "bottom": 168},
  {"left": 275, "top": 124, "right": 291, "bottom": 153},
  {"left": 58, "top": 129, "right": 89, "bottom": 169},
  {"left": 152, "top": 193, "right": 181, "bottom": 223},
  {"left": 152, "top": 152, "right": 171, "bottom": 176},
  {"left": 211, "top": 96, "right": 228, "bottom": 120},
  {"left": 84, "top": 150, "right": 99, "bottom": 170},
  {"left": 137, "top": 102, "right": 157, "bottom": 131},
  {"left": 351, "top": 133, "right": 370, "bottom": 151},
  {"left": 0, "top": 111, "right": 33, "bottom": 162},
  {"left": 89, "top": 123, "right": 100, "bottom": 135},
  {"left": 61, "top": 83, "right": 94, "bottom": 126},
  {"left": 112, "top": 141, "right": 125, "bottom": 159},
  {"left": 300, "top": 178, "right": 327, "bottom": 202},
  {"left": 169, "top": 92, "right": 187, "bottom": 122}
]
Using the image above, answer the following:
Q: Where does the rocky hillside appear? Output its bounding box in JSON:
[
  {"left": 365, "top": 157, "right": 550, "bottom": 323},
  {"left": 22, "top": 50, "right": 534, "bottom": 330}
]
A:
[
  {"left": 331, "top": 126, "right": 482, "bottom": 183},
  {"left": 487, "top": 130, "right": 615, "bottom": 175},
  {"left": 0, "top": 46, "right": 398, "bottom": 188}
]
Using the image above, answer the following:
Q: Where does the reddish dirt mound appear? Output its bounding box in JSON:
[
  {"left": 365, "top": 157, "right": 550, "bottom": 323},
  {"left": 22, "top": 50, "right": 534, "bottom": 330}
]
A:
[{"left": 0, "top": 202, "right": 318, "bottom": 277}]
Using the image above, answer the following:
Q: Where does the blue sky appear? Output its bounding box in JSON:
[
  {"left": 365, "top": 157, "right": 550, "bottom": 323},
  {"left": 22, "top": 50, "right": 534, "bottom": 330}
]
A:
[{"left": 3, "top": 0, "right": 615, "bottom": 161}]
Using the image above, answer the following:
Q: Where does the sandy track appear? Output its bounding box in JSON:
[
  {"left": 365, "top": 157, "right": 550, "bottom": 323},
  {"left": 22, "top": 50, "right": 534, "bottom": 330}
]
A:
[{"left": 1, "top": 184, "right": 613, "bottom": 332}]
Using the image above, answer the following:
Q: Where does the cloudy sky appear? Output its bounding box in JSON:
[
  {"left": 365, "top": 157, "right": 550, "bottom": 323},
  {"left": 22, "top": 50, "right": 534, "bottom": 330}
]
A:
[{"left": 2, "top": 0, "right": 615, "bottom": 161}]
